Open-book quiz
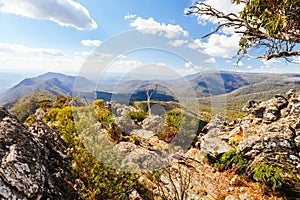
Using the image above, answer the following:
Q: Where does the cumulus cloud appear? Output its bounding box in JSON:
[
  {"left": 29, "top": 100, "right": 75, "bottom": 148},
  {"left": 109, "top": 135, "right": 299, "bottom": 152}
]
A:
[
  {"left": 204, "top": 58, "right": 216, "bottom": 63},
  {"left": 0, "top": 42, "right": 83, "bottom": 72},
  {"left": 188, "top": 39, "right": 203, "bottom": 49},
  {"left": 124, "top": 14, "right": 137, "bottom": 20},
  {"left": 168, "top": 39, "right": 188, "bottom": 47},
  {"left": 0, "top": 0, "right": 97, "bottom": 30},
  {"left": 190, "top": 34, "right": 240, "bottom": 58},
  {"left": 0, "top": 42, "right": 64, "bottom": 56},
  {"left": 81, "top": 39, "right": 102, "bottom": 47},
  {"left": 129, "top": 17, "right": 189, "bottom": 38},
  {"left": 184, "top": 61, "right": 204, "bottom": 71}
]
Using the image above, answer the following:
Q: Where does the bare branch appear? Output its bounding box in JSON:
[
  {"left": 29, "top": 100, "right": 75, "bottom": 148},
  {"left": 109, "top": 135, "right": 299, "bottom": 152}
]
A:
[{"left": 258, "top": 51, "right": 300, "bottom": 60}]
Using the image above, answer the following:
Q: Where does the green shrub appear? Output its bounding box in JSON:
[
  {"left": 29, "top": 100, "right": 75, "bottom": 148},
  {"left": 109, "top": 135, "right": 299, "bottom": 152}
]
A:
[
  {"left": 132, "top": 101, "right": 148, "bottom": 112},
  {"left": 38, "top": 99, "right": 53, "bottom": 111},
  {"left": 214, "top": 149, "right": 249, "bottom": 174},
  {"left": 43, "top": 108, "right": 60, "bottom": 123},
  {"left": 128, "top": 109, "right": 148, "bottom": 122},
  {"left": 53, "top": 95, "right": 73, "bottom": 108},
  {"left": 253, "top": 162, "right": 284, "bottom": 192},
  {"left": 44, "top": 98, "right": 139, "bottom": 199},
  {"left": 165, "top": 108, "right": 182, "bottom": 130},
  {"left": 95, "top": 109, "right": 114, "bottom": 129}
]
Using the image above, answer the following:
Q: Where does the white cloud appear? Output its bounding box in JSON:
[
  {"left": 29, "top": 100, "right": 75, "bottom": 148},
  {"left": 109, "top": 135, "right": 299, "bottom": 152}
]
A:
[
  {"left": 292, "top": 56, "right": 300, "bottom": 63},
  {"left": 81, "top": 39, "right": 102, "bottom": 47},
  {"left": 235, "top": 61, "right": 243, "bottom": 67},
  {"left": 194, "top": 34, "right": 240, "bottom": 58},
  {"left": 107, "top": 59, "right": 142, "bottom": 73},
  {"left": 204, "top": 58, "right": 216, "bottom": 63},
  {"left": 185, "top": 61, "right": 192, "bottom": 68},
  {"left": 186, "top": 0, "right": 244, "bottom": 59},
  {"left": 0, "top": 43, "right": 84, "bottom": 72},
  {"left": 124, "top": 14, "right": 137, "bottom": 20},
  {"left": 0, "top": 42, "right": 64, "bottom": 56},
  {"left": 188, "top": 39, "right": 203, "bottom": 49},
  {"left": 0, "top": 0, "right": 97, "bottom": 30},
  {"left": 184, "top": 61, "right": 204, "bottom": 71},
  {"left": 80, "top": 51, "right": 93, "bottom": 57},
  {"left": 130, "top": 17, "right": 189, "bottom": 39},
  {"left": 157, "top": 63, "right": 167, "bottom": 67},
  {"left": 247, "top": 65, "right": 252, "bottom": 69},
  {"left": 168, "top": 39, "right": 188, "bottom": 47},
  {"left": 262, "top": 59, "right": 280, "bottom": 66}
]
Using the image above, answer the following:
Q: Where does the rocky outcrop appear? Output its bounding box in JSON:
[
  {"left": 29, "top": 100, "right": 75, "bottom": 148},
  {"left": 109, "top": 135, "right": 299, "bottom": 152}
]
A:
[
  {"left": 198, "top": 90, "right": 300, "bottom": 173},
  {"left": 0, "top": 107, "right": 81, "bottom": 199}
]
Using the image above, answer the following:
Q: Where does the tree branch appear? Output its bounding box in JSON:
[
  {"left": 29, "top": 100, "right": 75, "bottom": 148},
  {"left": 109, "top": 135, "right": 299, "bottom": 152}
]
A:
[{"left": 258, "top": 51, "right": 300, "bottom": 60}]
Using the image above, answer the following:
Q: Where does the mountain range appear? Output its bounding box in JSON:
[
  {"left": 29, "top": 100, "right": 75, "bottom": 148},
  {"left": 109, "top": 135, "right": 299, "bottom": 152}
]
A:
[
  {"left": 1, "top": 71, "right": 300, "bottom": 110},
  {"left": 0, "top": 72, "right": 94, "bottom": 103}
]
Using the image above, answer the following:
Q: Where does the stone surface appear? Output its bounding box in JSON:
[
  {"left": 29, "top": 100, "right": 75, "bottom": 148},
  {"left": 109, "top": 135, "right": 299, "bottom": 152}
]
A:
[
  {"left": 0, "top": 107, "right": 81, "bottom": 200},
  {"left": 197, "top": 91, "right": 300, "bottom": 173}
]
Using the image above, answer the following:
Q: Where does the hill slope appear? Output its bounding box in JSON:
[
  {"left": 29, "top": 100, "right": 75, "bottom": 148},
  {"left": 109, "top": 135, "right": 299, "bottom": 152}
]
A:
[{"left": 0, "top": 72, "right": 94, "bottom": 103}]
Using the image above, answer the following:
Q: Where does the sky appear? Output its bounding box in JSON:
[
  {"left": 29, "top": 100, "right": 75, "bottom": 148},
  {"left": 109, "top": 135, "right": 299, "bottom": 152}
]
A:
[{"left": 0, "top": 0, "right": 300, "bottom": 82}]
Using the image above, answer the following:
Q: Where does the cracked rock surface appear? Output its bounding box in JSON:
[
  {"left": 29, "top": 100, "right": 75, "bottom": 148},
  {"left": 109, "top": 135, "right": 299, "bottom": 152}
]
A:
[{"left": 0, "top": 107, "right": 81, "bottom": 200}]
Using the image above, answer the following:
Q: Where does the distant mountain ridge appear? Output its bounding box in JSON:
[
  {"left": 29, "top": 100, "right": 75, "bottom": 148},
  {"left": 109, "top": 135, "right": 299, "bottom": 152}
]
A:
[
  {"left": 2, "top": 71, "right": 300, "bottom": 107},
  {"left": 0, "top": 72, "right": 94, "bottom": 103}
]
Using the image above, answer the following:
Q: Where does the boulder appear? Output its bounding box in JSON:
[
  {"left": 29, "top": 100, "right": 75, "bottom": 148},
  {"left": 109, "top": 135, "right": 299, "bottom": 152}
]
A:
[
  {"left": 0, "top": 107, "right": 81, "bottom": 200},
  {"left": 198, "top": 91, "right": 300, "bottom": 173},
  {"left": 200, "top": 128, "right": 232, "bottom": 158}
]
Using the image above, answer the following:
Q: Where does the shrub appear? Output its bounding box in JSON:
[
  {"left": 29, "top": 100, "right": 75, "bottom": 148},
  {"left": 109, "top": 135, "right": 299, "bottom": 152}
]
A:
[
  {"left": 43, "top": 108, "right": 60, "bottom": 123},
  {"left": 94, "top": 99, "right": 105, "bottom": 110},
  {"left": 132, "top": 101, "right": 148, "bottom": 112},
  {"left": 165, "top": 109, "right": 182, "bottom": 130},
  {"left": 38, "top": 99, "right": 53, "bottom": 111},
  {"left": 25, "top": 115, "right": 36, "bottom": 126},
  {"left": 253, "top": 162, "right": 284, "bottom": 192},
  {"left": 214, "top": 149, "right": 249, "bottom": 174},
  {"left": 44, "top": 99, "right": 139, "bottom": 199},
  {"left": 53, "top": 95, "right": 73, "bottom": 108},
  {"left": 129, "top": 109, "right": 148, "bottom": 122},
  {"left": 95, "top": 109, "right": 114, "bottom": 129}
]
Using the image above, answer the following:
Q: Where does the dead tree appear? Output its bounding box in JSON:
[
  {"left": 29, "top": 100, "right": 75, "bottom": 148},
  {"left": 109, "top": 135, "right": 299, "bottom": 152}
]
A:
[{"left": 145, "top": 84, "right": 158, "bottom": 116}]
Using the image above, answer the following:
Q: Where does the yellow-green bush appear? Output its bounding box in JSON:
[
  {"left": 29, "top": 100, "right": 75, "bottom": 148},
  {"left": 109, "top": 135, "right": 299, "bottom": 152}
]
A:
[
  {"left": 94, "top": 99, "right": 105, "bottom": 110},
  {"left": 25, "top": 115, "right": 36, "bottom": 126},
  {"left": 42, "top": 96, "right": 139, "bottom": 199},
  {"left": 129, "top": 109, "right": 148, "bottom": 122},
  {"left": 214, "top": 149, "right": 249, "bottom": 174},
  {"left": 165, "top": 108, "right": 182, "bottom": 130},
  {"left": 132, "top": 101, "right": 148, "bottom": 112},
  {"left": 253, "top": 162, "right": 284, "bottom": 192}
]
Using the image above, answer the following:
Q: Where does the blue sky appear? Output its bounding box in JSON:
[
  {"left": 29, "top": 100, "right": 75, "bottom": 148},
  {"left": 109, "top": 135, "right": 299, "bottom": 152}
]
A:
[{"left": 0, "top": 0, "right": 299, "bottom": 79}]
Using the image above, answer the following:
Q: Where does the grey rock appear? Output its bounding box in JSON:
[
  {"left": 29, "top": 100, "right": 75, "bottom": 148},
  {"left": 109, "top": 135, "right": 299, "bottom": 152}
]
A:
[
  {"left": 0, "top": 107, "right": 81, "bottom": 200},
  {"left": 200, "top": 129, "right": 232, "bottom": 158},
  {"left": 141, "top": 115, "right": 164, "bottom": 133},
  {"left": 130, "top": 129, "right": 155, "bottom": 139}
]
